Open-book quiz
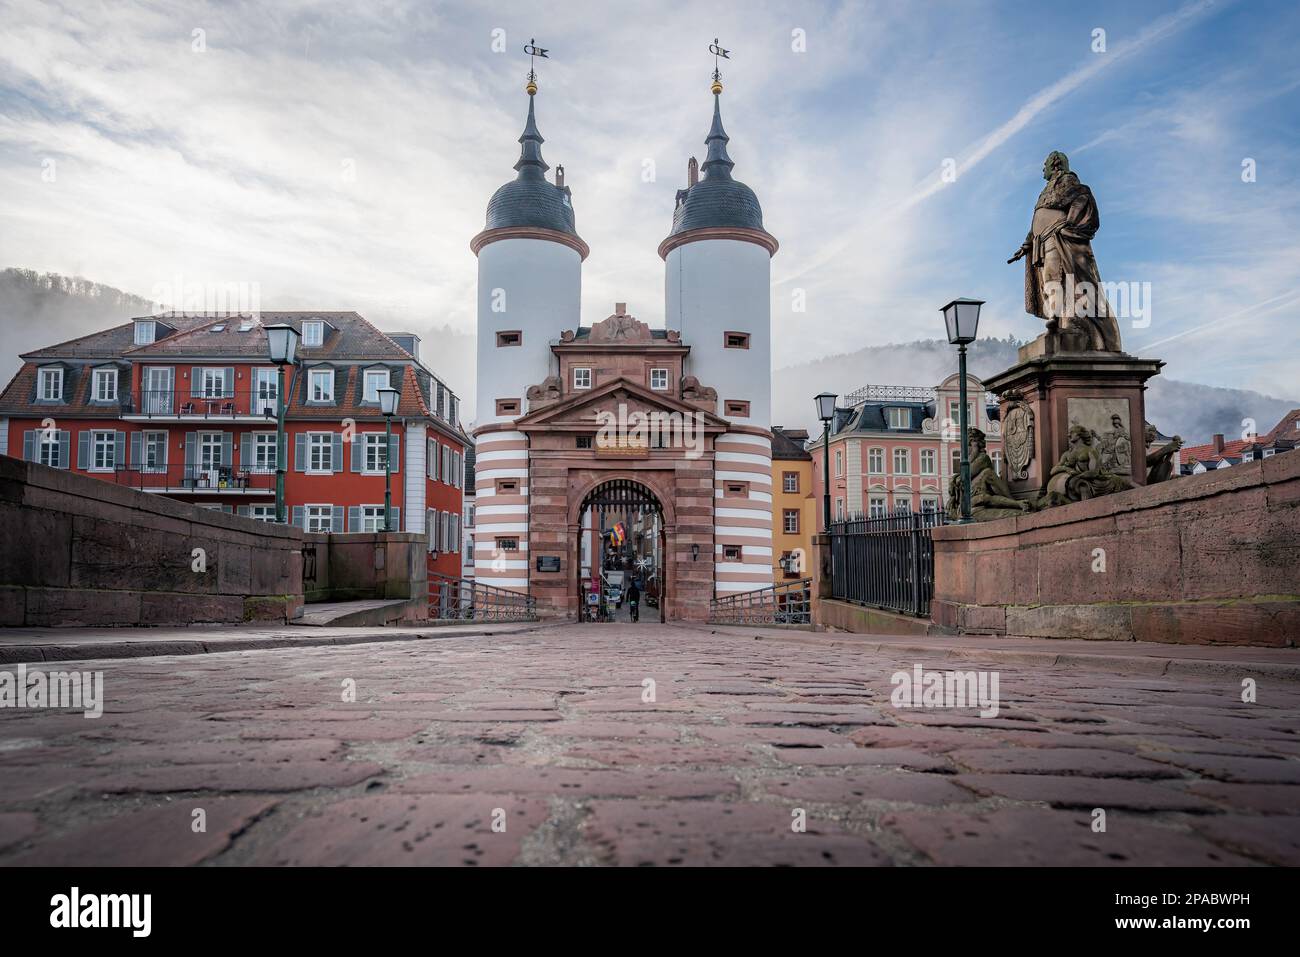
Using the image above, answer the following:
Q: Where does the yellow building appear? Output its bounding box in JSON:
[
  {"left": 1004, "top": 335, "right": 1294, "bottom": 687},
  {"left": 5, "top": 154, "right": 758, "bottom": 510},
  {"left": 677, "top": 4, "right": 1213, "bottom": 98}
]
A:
[{"left": 771, "top": 426, "right": 816, "bottom": 581}]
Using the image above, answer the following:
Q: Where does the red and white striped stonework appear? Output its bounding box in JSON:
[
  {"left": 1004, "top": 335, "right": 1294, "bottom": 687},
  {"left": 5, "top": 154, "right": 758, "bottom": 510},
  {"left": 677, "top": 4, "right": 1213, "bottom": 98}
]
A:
[
  {"left": 713, "top": 431, "right": 775, "bottom": 592},
  {"left": 470, "top": 429, "right": 529, "bottom": 590}
]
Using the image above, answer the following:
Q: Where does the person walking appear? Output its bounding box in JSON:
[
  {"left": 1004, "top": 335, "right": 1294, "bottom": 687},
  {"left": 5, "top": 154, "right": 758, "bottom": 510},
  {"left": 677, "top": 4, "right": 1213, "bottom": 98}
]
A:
[{"left": 627, "top": 580, "right": 641, "bottom": 623}]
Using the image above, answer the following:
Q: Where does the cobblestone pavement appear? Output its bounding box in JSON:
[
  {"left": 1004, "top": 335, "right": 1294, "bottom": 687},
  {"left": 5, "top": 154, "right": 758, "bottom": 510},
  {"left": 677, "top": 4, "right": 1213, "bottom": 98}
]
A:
[{"left": 2, "top": 623, "right": 1298, "bottom": 866}]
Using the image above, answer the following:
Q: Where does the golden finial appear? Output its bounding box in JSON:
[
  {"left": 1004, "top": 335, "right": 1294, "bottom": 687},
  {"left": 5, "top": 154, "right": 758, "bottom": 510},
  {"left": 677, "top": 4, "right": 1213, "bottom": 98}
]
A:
[
  {"left": 526, "top": 79, "right": 537, "bottom": 95},
  {"left": 711, "top": 78, "right": 723, "bottom": 95}
]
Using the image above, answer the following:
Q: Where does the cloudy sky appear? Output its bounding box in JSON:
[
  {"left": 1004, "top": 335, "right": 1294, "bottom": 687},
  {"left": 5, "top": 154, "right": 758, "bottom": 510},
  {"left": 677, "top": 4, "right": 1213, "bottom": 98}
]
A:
[{"left": 1, "top": 0, "right": 1297, "bottom": 408}]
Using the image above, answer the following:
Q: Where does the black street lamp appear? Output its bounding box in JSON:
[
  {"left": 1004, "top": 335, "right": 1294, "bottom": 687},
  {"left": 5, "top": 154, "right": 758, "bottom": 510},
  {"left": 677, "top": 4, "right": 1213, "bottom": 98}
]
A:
[
  {"left": 814, "top": 391, "right": 837, "bottom": 531},
  {"left": 941, "top": 298, "right": 984, "bottom": 524},
  {"left": 264, "top": 323, "right": 300, "bottom": 525},
  {"left": 377, "top": 386, "right": 400, "bottom": 532}
]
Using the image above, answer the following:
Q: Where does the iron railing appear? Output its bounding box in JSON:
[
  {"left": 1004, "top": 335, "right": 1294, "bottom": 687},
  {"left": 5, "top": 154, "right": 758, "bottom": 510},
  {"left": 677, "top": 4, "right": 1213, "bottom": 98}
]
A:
[
  {"left": 828, "top": 510, "right": 945, "bottom": 617},
  {"left": 428, "top": 572, "right": 536, "bottom": 622},
  {"left": 110, "top": 463, "right": 275, "bottom": 493},
  {"left": 130, "top": 388, "right": 281, "bottom": 419},
  {"left": 709, "top": 578, "right": 813, "bottom": 625}
]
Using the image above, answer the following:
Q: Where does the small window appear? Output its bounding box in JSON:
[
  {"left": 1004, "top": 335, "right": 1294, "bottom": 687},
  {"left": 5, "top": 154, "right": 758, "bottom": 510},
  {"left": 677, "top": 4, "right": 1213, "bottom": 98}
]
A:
[
  {"left": 920, "top": 449, "right": 937, "bottom": 475},
  {"left": 835, "top": 449, "right": 844, "bottom": 477},
  {"left": 887, "top": 408, "right": 910, "bottom": 429},
  {"left": 309, "top": 369, "right": 334, "bottom": 402},
  {"left": 133, "top": 320, "right": 156, "bottom": 345},
  {"left": 723, "top": 545, "right": 742, "bottom": 561},
  {"left": 495, "top": 537, "right": 520, "bottom": 552},
  {"left": 723, "top": 480, "right": 749, "bottom": 498},
  {"left": 363, "top": 369, "right": 389, "bottom": 403},
  {"left": 305, "top": 504, "right": 333, "bottom": 532},
  {"left": 868, "top": 447, "right": 884, "bottom": 474},
  {"left": 38, "top": 367, "right": 63, "bottom": 401},
  {"left": 573, "top": 368, "right": 592, "bottom": 390},
  {"left": 650, "top": 368, "right": 669, "bottom": 391},
  {"left": 724, "top": 331, "right": 750, "bottom": 349},
  {"left": 893, "top": 448, "right": 910, "bottom": 475},
  {"left": 783, "top": 509, "right": 799, "bottom": 534},
  {"left": 93, "top": 368, "right": 117, "bottom": 402},
  {"left": 869, "top": 495, "right": 887, "bottom": 518},
  {"left": 783, "top": 471, "right": 799, "bottom": 493},
  {"left": 210, "top": 324, "right": 226, "bottom": 333},
  {"left": 302, "top": 321, "right": 324, "bottom": 347},
  {"left": 991, "top": 449, "right": 1002, "bottom": 476},
  {"left": 495, "top": 478, "right": 519, "bottom": 495},
  {"left": 724, "top": 399, "right": 750, "bottom": 417},
  {"left": 576, "top": 435, "right": 593, "bottom": 449},
  {"left": 496, "top": 398, "right": 520, "bottom": 416},
  {"left": 496, "top": 330, "right": 522, "bottom": 347}
]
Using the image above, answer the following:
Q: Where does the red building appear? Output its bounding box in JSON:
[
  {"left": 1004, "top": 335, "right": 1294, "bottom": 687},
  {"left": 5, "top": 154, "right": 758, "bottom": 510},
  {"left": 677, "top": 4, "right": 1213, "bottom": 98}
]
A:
[{"left": 0, "top": 312, "right": 469, "bottom": 577}]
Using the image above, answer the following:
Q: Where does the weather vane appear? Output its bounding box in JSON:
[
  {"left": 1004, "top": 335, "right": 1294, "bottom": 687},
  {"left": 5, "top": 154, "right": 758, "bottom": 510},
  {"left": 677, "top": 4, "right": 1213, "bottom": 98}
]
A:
[
  {"left": 524, "top": 37, "right": 549, "bottom": 94},
  {"left": 709, "top": 37, "right": 730, "bottom": 93}
]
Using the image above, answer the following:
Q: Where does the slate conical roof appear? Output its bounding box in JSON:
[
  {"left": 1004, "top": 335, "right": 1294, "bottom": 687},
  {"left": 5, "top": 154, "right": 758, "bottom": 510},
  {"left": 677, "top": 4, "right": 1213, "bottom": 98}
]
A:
[
  {"left": 484, "top": 92, "right": 580, "bottom": 236},
  {"left": 668, "top": 92, "right": 767, "bottom": 237}
]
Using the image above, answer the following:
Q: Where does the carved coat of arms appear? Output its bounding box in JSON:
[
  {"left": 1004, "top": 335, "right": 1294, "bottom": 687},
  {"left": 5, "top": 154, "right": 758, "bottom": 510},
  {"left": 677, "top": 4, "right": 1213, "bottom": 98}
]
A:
[{"left": 1002, "top": 395, "right": 1035, "bottom": 481}]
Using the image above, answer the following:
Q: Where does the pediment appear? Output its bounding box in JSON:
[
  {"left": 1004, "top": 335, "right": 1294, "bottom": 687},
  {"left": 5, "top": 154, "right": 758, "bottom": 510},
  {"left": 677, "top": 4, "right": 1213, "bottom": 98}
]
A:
[{"left": 515, "top": 376, "right": 729, "bottom": 432}]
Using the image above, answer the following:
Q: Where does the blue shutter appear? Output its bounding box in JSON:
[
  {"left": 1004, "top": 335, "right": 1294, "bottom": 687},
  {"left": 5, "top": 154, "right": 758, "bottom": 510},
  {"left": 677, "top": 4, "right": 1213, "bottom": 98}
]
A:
[
  {"left": 22, "top": 430, "right": 35, "bottom": 462},
  {"left": 348, "top": 506, "right": 360, "bottom": 532},
  {"left": 237, "top": 505, "right": 250, "bottom": 517},
  {"left": 292, "top": 505, "right": 304, "bottom": 530},
  {"left": 184, "top": 432, "right": 197, "bottom": 481},
  {"left": 114, "top": 432, "right": 126, "bottom": 471},
  {"left": 332, "top": 505, "right": 345, "bottom": 532},
  {"left": 77, "top": 431, "right": 90, "bottom": 470},
  {"left": 191, "top": 367, "right": 202, "bottom": 398},
  {"left": 240, "top": 433, "right": 251, "bottom": 468},
  {"left": 58, "top": 431, "right": 70, "bottom": 469},
  {"left": 389, "top": 433, "right": 400, "bottom": 473},
  {"left": 222, "top": 504, "right": 233, "bottom": 514},
  {"left": 223, "top": 367, "right": 235, "bottom": 397},
  {"left": 221, "top": 432, "right": 233, "bottom": 469},
  {"left": 392, "top": 507, "right": 401, "bottom": 531},
  {"left": 130, "top": 432, "right": 142, "bottom": 467},
  {"left": 431, "top": 441, "right": 439, "bottom": 481},
  {"left": 294, "top": 433, "right": 307, "bottom": 472},
  {"left": 351, "top": 436, "right": 362, "bottom": 472},
  {"left": 332, "top": 433, "right": 343, "bottom": 473}
]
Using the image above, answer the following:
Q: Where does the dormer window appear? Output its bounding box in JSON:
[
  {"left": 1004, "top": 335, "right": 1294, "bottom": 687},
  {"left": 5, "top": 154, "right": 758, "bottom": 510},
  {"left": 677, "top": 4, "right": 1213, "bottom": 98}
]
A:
[
  {"left": 38, "top": 366, "right": 63, "bottom": 401},
  {"left": 134, "top": 320, "right": 156, "bottom": 345},
  {"left": 573, "top": 368, "right": 592, "bottom": 390},
  {"left": 309, "top": 369, "right": 334, "bottom": 403},
  {"left": 363, "top": 368, "right": 390, "bottom": 403},
  {"left": 302, "top": 320, "right": 324, "bottom": 347},
  {"left": 887, "top": 407, "right": 909, "bottom": 429},
  {"left": 93, "top": 368, "right": 118, "bottom": 402}
]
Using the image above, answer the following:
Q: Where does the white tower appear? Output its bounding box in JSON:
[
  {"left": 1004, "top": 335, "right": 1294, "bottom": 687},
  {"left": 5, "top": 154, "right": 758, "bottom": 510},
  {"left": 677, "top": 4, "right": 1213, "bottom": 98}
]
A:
[
  {"left": 470, "top": 81, "right": 587, "bottom": 590},
  {"left": 660, "top": 78, "right": 779, "bottom": 593}
]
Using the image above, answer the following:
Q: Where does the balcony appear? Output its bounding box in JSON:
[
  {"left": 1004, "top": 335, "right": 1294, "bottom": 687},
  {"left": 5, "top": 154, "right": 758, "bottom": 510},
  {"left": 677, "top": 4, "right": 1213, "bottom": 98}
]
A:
[
  {"left": 121, "top": 389, "right": 281, "bottom": 423},
  {"left": 107, "top": 463, "right": 276, "bottom": 495}
]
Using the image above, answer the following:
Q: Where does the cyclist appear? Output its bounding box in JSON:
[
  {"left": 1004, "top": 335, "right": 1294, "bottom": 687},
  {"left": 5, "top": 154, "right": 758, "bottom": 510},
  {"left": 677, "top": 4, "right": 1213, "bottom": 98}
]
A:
[{"left": 627, "top": 580, "right": 641, "bottom": 623}]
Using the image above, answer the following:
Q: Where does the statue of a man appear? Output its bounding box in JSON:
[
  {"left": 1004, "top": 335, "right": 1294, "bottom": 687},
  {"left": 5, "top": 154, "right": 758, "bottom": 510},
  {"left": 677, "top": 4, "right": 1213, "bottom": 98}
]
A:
[
  {"left": 947, "top": 428, "right": 1031, "bottom": 521},
  {"left": 1008, "top": 151, "right": 1123, "bottom": 352},
  {"left": 1144, "top": 422, "right": 1183, "bottom": 484}
]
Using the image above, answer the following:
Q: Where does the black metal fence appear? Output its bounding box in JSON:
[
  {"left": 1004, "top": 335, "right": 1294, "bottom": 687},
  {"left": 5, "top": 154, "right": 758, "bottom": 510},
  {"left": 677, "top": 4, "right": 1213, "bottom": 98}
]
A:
[
  {"left": 709, "top": 578, "right": 813, "bottom": 626},
  {"left": 428, "top": 572, "right": 536, "bottom": 622},
  {"left": 828, "top": 510, "right": 946, "bottom": 617}
]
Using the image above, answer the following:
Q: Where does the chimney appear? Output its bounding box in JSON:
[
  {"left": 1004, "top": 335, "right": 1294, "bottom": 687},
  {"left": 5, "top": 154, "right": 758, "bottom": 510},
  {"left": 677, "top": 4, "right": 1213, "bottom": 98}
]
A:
[
  {"left": 1213, "top": 433, "right": 1225, "bottom": 453},
  {"left": 555, "top": 164, "right": 565, "bottom": 189},
  {"left": 687, "top": 156, "right": 698, "bottom": 187},
  {"left": 614, "top": 302, "right": 626, "bottom": 316}
]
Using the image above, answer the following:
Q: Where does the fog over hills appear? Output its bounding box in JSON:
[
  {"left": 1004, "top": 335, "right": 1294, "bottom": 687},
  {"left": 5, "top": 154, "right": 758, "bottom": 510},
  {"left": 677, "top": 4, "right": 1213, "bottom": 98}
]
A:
[{"left": 2, "top": 269, "right": 1294, "bottom": 444}]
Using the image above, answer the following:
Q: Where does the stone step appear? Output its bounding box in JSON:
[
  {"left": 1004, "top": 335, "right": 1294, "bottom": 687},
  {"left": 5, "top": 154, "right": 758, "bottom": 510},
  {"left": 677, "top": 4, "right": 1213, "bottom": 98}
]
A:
[{"left": 292, "top": 599, "right": 414, "bottom": 628}]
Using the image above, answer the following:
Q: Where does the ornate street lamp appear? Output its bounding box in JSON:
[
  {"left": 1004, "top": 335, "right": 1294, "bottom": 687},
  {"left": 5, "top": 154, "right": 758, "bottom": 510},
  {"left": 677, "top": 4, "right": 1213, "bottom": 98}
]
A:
[
  {"left": 941, "top": 298, "right": 984, "bottom": 524},
  {"left": 814, "top": 391, "right": 837, "bottom": 531},
  {"left": 264, "top": 323, "right": 300, "bottom": 525},
  {"left": 378, "top": 386, "right": 400, "bottom": 532}
]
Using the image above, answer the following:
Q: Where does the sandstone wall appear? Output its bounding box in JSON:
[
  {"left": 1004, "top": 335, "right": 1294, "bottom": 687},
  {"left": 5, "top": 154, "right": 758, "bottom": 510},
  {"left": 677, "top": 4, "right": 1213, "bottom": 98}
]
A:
[{"left": 930, "top": 449, "right": 1300, "bottom": 646}]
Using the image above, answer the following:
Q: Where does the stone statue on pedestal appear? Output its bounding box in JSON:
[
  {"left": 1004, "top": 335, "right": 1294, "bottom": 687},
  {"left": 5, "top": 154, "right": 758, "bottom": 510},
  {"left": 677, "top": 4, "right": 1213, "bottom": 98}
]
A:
[
  {"left": 1040, "top": 425, "right": 1133, "bottom": 507},
  {"left": 947, "top": 428, "right": 1032, "bottom": 522},
  {"left": 1008, "top": 151, "right": 1123, "bottom": 353}
]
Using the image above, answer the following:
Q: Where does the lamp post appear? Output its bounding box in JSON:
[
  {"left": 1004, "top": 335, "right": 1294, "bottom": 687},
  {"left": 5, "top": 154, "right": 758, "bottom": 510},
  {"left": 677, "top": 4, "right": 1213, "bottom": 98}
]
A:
[
  {"left": 814, "top": 392, "right": 837, "bottom": 531},
  {"left": 941, "top": 298, "right": 984, "bottom": 524},
  {"left": 264, "top": 323, "right": 300, "bottom": 525},
  {"left": 377, "top": 386, "right": 400, "bottom": 532}
]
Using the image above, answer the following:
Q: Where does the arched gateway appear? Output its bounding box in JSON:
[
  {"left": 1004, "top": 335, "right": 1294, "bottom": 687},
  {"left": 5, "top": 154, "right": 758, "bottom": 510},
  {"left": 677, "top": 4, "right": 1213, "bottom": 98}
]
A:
[{"left": 577, "top": 479, "right": 665, "bottom": 623}]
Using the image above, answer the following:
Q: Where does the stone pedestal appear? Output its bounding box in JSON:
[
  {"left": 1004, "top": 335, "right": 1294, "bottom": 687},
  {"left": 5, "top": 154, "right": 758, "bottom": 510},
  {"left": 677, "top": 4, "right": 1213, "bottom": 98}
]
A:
[{"left": 983, "top": 340, "right": 1163, "bottom": 500}]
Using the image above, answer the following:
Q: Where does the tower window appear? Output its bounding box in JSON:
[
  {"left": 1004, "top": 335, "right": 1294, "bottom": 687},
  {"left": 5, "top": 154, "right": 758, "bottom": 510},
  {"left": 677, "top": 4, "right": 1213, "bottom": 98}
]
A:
[
  {"left": 650, "top": 368, "right": 669, "bottom": 391},
  {"left": 724, "top": 331, "right": 750, "bottom": 349},
  {"left": 576, "top": 435, "right": 593, "bottom": 449},
  {"left": 724, "top": 399, "right": 750, "bottom": 417},
  {"left": 495, "top": 537, "right": 520, "bottom": 552},
  {"left": 496, "top": 398, "right": 520, "bottom": 416},
  {"left": 723, "top": 480, "right": 749, "bottom": 498},
  {"left": 496, "top": 330, "right": 522, "bottom": 347},
  {"left": 573, "top": 368, "right": 592, "bottom": 390},
  {"left": 723, "top": 545, "right": 742, "bottom": 561},
  {"left": 495, "top": 478, "right": 519, "bottom": 495}
]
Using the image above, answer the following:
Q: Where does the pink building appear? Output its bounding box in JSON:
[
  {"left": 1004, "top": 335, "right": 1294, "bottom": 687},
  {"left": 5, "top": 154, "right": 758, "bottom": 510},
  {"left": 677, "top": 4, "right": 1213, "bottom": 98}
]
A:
[{"left": 809, "top": 374, "right": 1003, "bottom": 519}]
